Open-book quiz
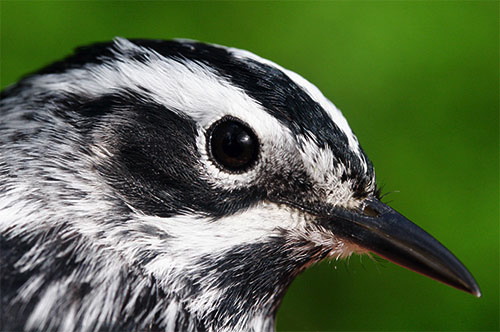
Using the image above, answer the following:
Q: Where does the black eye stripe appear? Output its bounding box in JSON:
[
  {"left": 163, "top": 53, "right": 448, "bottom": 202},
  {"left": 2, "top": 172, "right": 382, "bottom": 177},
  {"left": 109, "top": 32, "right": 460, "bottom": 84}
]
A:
[{"left": 207, "top": 116, "right": 259, "bottom": 173}]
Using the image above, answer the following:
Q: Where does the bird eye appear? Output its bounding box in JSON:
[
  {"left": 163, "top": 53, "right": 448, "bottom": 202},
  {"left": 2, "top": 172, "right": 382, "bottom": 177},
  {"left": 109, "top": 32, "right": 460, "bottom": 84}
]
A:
[{"left": 207, "top": 117, "right": 259, "bottom": 172}]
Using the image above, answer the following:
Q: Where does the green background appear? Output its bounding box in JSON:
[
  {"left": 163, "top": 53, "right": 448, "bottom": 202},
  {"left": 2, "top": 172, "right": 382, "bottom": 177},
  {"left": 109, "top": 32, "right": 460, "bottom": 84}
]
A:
[{"left": 1, "top": 1, "right": 498, "bottom": 331}]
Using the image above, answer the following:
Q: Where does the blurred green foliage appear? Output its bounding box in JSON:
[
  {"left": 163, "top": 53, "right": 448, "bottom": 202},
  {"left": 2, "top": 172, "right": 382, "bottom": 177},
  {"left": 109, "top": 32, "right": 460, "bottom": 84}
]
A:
[{"left": 1, "top": 1, "right": 498, "bottom": 331}]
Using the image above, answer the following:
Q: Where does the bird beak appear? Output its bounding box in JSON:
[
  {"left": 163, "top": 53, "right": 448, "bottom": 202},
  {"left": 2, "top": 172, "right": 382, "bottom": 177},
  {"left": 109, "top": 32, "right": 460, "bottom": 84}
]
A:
[{"left": 320, "top": 198, "right": 481, "bottom": 297}]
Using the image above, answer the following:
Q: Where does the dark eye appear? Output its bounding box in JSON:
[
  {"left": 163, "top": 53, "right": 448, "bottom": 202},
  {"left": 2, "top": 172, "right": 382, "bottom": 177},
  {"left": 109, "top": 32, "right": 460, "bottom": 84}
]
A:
[{"left": 207, "top": 117, "right": 259, "bottom": 172}]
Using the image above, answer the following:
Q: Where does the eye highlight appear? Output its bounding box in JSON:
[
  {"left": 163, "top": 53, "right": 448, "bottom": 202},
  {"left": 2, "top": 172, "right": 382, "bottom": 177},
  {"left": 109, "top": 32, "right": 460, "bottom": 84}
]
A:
[{"left": 207, "top": 117, "right": 259, "bottom": 172}]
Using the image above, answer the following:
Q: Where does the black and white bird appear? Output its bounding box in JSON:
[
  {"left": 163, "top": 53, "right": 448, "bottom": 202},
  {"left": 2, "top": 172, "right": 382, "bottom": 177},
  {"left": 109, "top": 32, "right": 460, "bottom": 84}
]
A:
[{"left": 0, "top": 38, "right": 480, "bottom": 331}]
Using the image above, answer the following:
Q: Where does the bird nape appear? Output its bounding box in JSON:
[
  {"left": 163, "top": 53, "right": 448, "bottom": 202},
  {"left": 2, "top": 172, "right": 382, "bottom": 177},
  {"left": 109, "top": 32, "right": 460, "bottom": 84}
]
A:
[{"left": 0, "top": 38, "right": 480, "bottom": 332}]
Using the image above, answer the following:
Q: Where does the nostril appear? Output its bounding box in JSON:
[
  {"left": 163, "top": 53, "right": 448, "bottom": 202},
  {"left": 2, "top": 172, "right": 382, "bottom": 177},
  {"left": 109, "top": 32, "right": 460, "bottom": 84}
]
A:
[{"left": 363, "top": 205, "right": 380, "bottom": 217}]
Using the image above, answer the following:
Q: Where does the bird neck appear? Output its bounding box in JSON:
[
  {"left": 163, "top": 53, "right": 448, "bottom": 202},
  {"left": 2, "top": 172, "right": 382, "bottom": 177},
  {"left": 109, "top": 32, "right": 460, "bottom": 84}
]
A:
[
  {"left": 145, "top": 237, "right": 304, "bottom": 331},
  {"left": 18, "top": 232, "right": 306, "bottom": 331}
]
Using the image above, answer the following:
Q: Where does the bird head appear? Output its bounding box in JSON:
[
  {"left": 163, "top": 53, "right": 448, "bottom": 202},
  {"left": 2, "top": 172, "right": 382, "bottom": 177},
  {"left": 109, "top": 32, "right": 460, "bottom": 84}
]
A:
[{"left": 0, "top": 38, "right": 479, "bottom": 331}]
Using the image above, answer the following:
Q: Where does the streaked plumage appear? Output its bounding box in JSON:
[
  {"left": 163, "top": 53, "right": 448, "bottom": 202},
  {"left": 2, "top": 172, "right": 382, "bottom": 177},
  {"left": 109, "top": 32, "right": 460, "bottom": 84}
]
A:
[{"left": 0, "top": 38, "right": 479, "bottom": 331}]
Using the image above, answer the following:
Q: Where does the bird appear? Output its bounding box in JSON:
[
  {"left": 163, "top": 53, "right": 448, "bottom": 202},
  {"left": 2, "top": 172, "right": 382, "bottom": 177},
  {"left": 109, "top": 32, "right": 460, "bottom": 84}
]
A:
[{"left": 0, "top": 38, "right": 480, "bottom": 332}]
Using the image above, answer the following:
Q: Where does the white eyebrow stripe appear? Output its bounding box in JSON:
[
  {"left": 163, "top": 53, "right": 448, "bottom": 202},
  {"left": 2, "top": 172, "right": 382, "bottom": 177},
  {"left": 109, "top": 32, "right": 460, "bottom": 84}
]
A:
[{"left": 28, "top": 40, "right": 277, "bottom": 130}]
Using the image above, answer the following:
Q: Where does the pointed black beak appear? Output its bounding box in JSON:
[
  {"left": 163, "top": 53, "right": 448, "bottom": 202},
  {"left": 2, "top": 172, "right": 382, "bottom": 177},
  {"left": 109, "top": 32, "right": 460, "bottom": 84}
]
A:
[{"left": 321, "top": 198, "right": 481, "bottom": 297}]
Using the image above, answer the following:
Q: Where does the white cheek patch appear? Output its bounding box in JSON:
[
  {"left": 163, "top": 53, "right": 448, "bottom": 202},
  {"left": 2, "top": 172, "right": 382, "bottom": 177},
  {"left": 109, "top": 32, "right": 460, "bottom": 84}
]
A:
[
  {"left": 141, "top": 202, "right": 303, "bottom": 276},
  {"left": 138, "top": 201, "right": 357, "bottom": 283}
]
